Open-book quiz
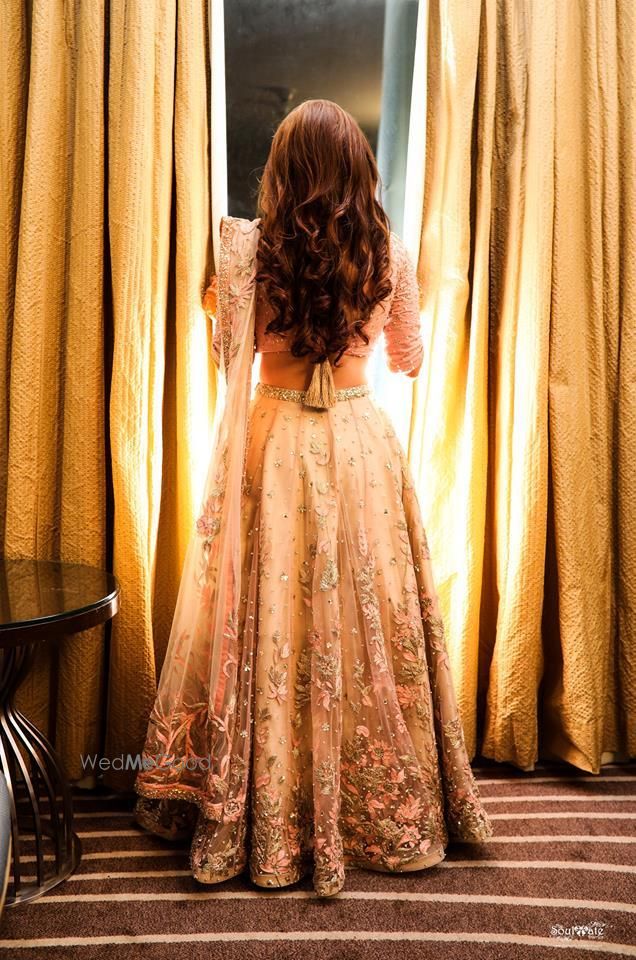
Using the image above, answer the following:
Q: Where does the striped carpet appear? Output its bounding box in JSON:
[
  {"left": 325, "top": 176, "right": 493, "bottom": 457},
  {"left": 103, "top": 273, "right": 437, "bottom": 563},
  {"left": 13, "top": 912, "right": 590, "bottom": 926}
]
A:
[{"left": 0, "top": 761, "right": 634, "bottom": 959}]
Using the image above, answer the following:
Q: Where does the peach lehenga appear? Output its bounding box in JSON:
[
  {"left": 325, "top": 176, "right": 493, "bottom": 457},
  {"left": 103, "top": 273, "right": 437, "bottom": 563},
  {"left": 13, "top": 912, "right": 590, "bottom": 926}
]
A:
[{"left": 133, "top": 215, "right": 493, "bottom": 897}]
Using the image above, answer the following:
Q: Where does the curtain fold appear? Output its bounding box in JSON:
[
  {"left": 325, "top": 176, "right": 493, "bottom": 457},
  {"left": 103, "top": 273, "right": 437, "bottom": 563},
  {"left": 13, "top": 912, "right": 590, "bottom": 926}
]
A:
[
  {"left": 543, "top": 0, "right": 635, "bottom": 770},
  {"left": 105, "top": 0, "right": 177, "bottom": 785},
  {"left": 104, "top": 0, "right": 217, "bottom": 790},
  {"left": 1, "top": 0, "right": 107, "bottom": 775},
  {"left": 409, "top": 0, "right": 635, "bottom": 772},
  {"left": 481, "top": 0, "right": 554, "bottom": 770},
  {"left": 407, "top": 0, "right": 491, "bottom": 760},
  {"left": 1, "top": 0, "right": 215, "bottom": 789},
  {"left": 152, "top": 0, "right": 216, "bottom": 681},
  {"left": 615, "top": 1, "right": 636, "bottom": 761}
]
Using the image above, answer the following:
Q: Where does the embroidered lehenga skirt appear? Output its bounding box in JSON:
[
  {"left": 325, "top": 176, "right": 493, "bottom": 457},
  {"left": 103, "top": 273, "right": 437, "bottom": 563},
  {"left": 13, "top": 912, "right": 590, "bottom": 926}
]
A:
[{"left": 134, "top": 381, "right": 493, "bottom": 897}]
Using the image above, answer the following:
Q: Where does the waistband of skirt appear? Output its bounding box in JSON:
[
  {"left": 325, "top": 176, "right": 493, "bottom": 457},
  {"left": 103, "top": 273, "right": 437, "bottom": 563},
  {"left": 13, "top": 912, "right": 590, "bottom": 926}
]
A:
[{"left": 254, "top": 382, "right": 371, "bottom": 404}]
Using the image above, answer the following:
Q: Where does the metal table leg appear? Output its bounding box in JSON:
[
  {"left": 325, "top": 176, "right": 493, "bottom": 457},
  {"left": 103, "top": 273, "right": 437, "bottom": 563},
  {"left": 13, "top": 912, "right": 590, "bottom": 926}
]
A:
[{"left": 0, "top": 642, "right": 81, "bottom": 905}]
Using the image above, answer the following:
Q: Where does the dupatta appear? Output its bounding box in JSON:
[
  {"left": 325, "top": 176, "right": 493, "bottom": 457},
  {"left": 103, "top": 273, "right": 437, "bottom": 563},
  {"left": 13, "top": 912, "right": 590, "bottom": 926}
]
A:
[{"left": 135, "top": 215, "right": 262, "bottom": 820}]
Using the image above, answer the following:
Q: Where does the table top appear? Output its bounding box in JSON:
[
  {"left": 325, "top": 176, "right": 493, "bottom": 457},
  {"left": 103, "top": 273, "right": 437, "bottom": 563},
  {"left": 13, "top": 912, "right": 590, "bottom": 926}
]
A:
[{"left": 0, "top": 558, "right": 120, "bottom": 644}]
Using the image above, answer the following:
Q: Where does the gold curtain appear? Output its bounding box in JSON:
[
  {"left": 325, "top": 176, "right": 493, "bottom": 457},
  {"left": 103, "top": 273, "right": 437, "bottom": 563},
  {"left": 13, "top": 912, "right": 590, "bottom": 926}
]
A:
[
  {"left": 1, "top": 0, "right": 216, "bottom": 789},
  {"left": 1, "top": 0, "right": 109, "bottom": 778},
  {"left": 408, "top": 0, "right": 635, "bottom": 773}
]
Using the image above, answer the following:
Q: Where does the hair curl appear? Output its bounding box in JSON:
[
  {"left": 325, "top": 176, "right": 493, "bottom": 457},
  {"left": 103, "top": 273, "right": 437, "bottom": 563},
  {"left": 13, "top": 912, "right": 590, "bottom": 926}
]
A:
[{"left": 255, "top": 99, "right": 393, "bottom": 366}]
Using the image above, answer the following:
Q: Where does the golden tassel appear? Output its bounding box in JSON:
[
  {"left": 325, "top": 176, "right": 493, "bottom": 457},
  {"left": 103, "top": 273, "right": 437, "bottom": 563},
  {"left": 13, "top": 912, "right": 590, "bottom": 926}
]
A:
[{"left": 304, "top": 357, "right": 337, "bottom": 408}]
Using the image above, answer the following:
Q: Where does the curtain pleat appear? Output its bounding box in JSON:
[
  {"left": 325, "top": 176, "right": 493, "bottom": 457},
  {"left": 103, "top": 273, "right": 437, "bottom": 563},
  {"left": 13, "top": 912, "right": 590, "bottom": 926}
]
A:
[
  {"left": 2, "top": 0, "right": 107, "bottom": 776},
  {"left": 0, "top": 4, "right": 28, "bottom": 540},
  {"left": 409, "top": 0, "right": 634, "bottom": 771},
  {"left": 543, "top": 0, "right": 634, "bottom": 770},
  {"left": 152, "top": 1, "right": 216, "bottom": 681},
  {"left": 479, "top": 1, "right": 554, "bottom": 770},
  {"left": 408, "top": 0, "right": 491, "bottom": 758},
  {"left": 615, "top": 0, "right": 636, "bottom": 760},
  {"left": 105, "top": 0, "right": 214, "bottom": 788},
  {"left": 105, "top": 0, "right": 177, "bottom": 786}
]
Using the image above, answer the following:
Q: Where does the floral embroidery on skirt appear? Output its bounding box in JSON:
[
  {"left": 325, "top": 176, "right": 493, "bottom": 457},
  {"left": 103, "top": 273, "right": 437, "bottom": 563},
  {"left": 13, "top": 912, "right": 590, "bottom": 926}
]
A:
[{"left": 134, "top": 386, "right": 493, "bottom": 897}]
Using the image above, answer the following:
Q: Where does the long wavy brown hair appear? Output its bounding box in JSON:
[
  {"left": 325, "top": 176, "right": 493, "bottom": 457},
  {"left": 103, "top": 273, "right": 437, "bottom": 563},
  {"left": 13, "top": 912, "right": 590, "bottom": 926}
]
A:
[{"left": 255, "top": 99, "right": 393, "bottom": 365}]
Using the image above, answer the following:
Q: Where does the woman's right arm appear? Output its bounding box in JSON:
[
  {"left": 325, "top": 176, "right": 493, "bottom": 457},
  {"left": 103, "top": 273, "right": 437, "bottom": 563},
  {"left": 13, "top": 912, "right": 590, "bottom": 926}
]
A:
[{"left": 202, "top": 274, "right": 221, "bottom": 366}]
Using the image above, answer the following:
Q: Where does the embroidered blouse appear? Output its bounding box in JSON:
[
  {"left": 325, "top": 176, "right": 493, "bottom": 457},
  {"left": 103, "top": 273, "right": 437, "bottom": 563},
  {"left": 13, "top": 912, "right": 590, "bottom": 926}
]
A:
[{"left": 203, "top": 226, "right": 423, "bottom": 375}]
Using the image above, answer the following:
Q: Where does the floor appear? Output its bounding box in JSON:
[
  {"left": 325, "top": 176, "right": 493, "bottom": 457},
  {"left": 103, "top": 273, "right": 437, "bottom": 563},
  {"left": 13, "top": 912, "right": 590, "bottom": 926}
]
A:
[{"left": 0, "top": 760, "right": 634, "bottom": 960}]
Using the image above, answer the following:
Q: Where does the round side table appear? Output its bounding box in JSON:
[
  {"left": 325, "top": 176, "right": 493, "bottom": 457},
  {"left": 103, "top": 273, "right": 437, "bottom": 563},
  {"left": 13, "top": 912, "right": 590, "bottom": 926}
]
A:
[{"left": 0, "top": 558, "right": 120, "bottom": 906}]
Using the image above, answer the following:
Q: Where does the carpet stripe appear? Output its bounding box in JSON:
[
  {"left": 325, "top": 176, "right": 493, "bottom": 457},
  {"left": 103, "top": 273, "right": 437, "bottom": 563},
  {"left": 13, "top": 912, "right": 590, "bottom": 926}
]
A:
[
  {"left": 20, "top": 833, "right": 633, "bottom": 863},
  {"left": 486, "top": 812, "right": 636, "bottom": 819},
  {"left": 458, "top": 835, "right": 636, "bottom": 844},
  {"left": 480, "top": 796, "right": 636, "bottom": 803},
  {"left": 31, "top": 809, "right": 635, "bottom": 832},
  {"left": 0, "top": 930, "right": 633, "bottom": 954},
  {"left": 470, "top": 764, "right": 634, "bottom": 772},
  {"left": 19, "top": 850, "right": 190, "bottom": 863},
  {"left": 57, "top": 812, "right": 636, "bottom": 837},
  {"left": 39, "top": 825, "right": 635, "bottom": 841},
  {"left": 16, "top": 860, "right": 629, "bottom": 882},
  {"left": 476, "top": 776, "right": 635, "bottom": 785},
  {"left": 440, "top": 860, "right": 635, "bottom": 873},
  {"left": 23, "top": 830, "right": 142, "bottom": 838},
  {"left": 45, "top": 795, "right": 636, "bottom": 821},
  {"left": 29, "top": 890, "right": 636, "bottom": 914}
]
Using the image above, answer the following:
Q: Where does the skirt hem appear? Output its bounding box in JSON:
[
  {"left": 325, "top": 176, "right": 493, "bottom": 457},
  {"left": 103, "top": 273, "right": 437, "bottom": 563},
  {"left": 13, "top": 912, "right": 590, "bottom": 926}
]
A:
[
  {"left": 134, "top": 793, "right": 447, "bottom": 893},
  {"left": 191, "top": 849, "right": 448, "bottom": 896}
]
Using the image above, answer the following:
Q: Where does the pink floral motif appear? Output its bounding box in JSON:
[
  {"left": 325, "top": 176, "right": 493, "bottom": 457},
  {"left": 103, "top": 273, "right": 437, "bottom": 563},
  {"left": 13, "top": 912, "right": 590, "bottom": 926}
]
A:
[
  {"left": 396, "top": 684, "right": 421, "bottom": 708},
  {"left": 196, "top": 514, "right": 219, "bottom": 537},
  {"left": 396, "top": 795, "right": 423, "bottom": 823}
]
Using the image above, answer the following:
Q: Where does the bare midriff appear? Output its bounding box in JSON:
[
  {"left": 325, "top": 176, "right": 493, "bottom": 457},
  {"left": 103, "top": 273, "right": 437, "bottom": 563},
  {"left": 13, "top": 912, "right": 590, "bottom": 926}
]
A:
[{"left": 258, "top": 351, "right": 370, "bottom": 391}]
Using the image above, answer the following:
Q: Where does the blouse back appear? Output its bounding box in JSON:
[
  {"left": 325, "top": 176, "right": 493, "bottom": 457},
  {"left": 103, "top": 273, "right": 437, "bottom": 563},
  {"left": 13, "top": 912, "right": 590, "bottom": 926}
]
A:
[{"left": 211, "top": 226, "right": 423, "bottom": 375}]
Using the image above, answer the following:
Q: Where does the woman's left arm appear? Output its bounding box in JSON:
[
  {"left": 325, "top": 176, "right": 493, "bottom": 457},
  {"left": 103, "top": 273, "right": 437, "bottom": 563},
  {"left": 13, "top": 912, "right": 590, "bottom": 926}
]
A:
[{"left": 383, "top": 234, "right": 424, "bottom": 378}]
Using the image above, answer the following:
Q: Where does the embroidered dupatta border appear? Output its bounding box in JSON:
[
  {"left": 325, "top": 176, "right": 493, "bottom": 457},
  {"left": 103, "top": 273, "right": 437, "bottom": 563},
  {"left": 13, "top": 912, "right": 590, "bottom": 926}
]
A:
[{"left": 218, "top": 215, "right": 235, "bottom": 374}]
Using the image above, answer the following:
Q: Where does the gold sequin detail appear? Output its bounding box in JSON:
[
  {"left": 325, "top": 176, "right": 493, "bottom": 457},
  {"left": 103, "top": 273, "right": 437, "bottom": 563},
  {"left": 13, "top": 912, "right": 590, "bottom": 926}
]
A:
[
  {"left": 319, "top": 558, "right": 339, "bottom": 591},
  {"left": 255, "top": 382, "right": 371, "bottom": 404}
]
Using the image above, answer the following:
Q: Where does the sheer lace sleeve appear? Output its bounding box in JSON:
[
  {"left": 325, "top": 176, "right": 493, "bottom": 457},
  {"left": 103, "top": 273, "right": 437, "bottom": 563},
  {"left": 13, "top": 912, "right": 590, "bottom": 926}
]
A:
[
  {"left": 383, "top": 233, "right": 424, "bottom": 375},
  {"left": 202, "top": 274, "right": 221, "bottom": 365}
]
